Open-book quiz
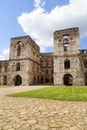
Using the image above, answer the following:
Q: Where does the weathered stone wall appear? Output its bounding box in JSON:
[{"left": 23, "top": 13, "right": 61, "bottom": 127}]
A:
[
  {"left": 0, "top": 60, "right": 10, "bottom": 85},
  {"left": 0, "top": 27, "right": 87, "bottom": 86},
  {"left": 40, "top": 53, "right": 53, "bottom": 84},
  {"left": 8, "top": 36, "right": 40, "bottom": 86},
  {"left": 54, "top": 27, "right": 84, "bottom": 86}
]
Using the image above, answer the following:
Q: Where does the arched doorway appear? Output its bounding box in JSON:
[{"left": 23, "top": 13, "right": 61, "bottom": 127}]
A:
[
  {"left": 63, "top": 74, "right": 73, "bottom": 86},
  {"left": 14, "top": 75, "right": 22, "bottom": 86}
]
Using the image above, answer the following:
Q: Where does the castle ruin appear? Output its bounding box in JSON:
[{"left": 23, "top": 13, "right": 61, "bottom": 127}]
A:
[{"left": 0, "top": 27, "right": 87, "bottom": 86}]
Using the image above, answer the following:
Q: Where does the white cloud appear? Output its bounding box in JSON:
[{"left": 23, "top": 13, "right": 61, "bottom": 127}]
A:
[
  {"left": 0, "top": 55, "right": 5, "bottom": 60},
  {"left": 34, "top": 0, "right": 45, "bottom": 8},
  {"left": 18, "top": 0, "right": 87, "bottom": 52},
  {"left": 0, "top": 49, "right": 9, "bottom": 60},
  {"left": 2, "top": 48, "right": 9, "bottom": 55}
]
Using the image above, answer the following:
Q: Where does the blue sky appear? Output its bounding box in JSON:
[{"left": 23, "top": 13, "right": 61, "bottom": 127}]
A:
[{"left": 0, "top": 0, "right": 87, "bottom": 60}]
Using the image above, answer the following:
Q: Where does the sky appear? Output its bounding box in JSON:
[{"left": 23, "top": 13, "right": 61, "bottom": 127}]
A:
[{"left": 0, "top": 0, "right": 87, "bottom": 60}]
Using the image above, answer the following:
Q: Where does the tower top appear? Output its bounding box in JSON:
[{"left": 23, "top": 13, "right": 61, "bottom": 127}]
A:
[
  {"left": 54, "top": 27, "right": 79, "bottom": 33},
  {"left": 54, "top": 27, "right": 79, "bottom": 39}
]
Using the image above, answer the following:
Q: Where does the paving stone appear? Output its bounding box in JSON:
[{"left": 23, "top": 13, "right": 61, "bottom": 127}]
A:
[{"left": 0, "top": 86, "right": 87, "bottom": 130}]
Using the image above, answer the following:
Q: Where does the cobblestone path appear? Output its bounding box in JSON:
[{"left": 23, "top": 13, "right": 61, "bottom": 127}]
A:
[
  {"left": 0, "top": 86, "right": 87, "bottom": 130},
  {"left": 0, "top": 97, "right": 87, "bottom": 130}
]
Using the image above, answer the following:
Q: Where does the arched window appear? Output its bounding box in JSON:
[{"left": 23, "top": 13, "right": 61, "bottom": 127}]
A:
[
  {"left": 63, "top": 34, "right": 69, "bottom": 39},
  {"left": 16, "top": 63, "right": 20, "bottom": 71},
  {"left": 64, "top": 43, "right": 70, "bottom": 52},
  {"left": 64, "top": 59, "right": 70, "bottom": 69},
  {"left": 17, "top": 41, "right": 22, "bottom": 56},
  {"left": 63, "top": 34, "right": 70, "bottom": 52}
]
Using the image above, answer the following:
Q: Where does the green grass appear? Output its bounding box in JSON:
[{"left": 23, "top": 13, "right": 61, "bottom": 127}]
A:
[{"left": 8, "top": 86, "right": 87, "bottom": 101}]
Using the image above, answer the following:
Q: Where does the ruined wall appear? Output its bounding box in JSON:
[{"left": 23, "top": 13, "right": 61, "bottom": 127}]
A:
[
  {"left": 54, "top": 27, "right": 84, "bottom": 86},
  {"left": 9, "top": 36, "right": 40, "bottom": 86},
  {"left": 0, "top": 60, "right": 10, "bottom": 85},
  {"left": 0, "top": 27, "right": 87, "bottom": 86},
  {"left": 40, "top": 53, "right": 53, "bottom": 84}
]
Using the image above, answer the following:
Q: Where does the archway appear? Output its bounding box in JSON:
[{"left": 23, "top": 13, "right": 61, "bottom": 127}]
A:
[
  {"left": 63, "top": 74, "right": 73, "bottom": 86},
  {"left": 14, "top": 75, "right": 22, "bottom": 86}
]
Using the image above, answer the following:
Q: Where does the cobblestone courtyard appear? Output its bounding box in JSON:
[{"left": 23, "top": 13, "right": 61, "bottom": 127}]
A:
[{"left": 0, "top": 86, "right": 87, "bottom": 130}]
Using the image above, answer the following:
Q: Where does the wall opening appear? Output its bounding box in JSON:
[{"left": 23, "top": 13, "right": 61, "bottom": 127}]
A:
[
  {"left": 64, "top": 43, "right": 70, "bottom": 52},
  {"left": 16, "top": 63, "right": 20, "bottom": 71},
  {"left": 3, "top": 76, "right": 7, "bottom": 85},
  {"left": 41, "top": 76, "right": 43, "bottom": 83},
  {"left": 63, "top": 74, "right": 73, "bottom": 86},
  {"left": 84, "top": 60, "right": 87, "bottom": 68},
  {"left": 64, "top": 59, "right": 70, "bottom": 69},
  {"left": 14, "top": 75, "right": 22, "bottom": 86},
  {"left": 17, "top": 41, "right": 22, "bottom": 56},
  {"left": 45, "top": 77, "right": 49, "bottom": 83}
]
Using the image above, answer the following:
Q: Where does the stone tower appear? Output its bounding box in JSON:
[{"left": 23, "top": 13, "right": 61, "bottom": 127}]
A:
[
  {"left": 54, "top": 27, "right": 84, "bottom": 86},
  {"left": 9, "top": 36, "right": 40, "bottom": 86}
]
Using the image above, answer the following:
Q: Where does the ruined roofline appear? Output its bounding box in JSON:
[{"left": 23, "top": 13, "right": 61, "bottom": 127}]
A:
[
  {"left": 54, "top": 27, "right": 79, "bottom": 33},
  {"left": 11, "top": 35, "right": 30, "bottom": 40},
  {"left": 10, "top": 35, "right": 40, "bottom": 49},
  {"left": 0, "top": 59, "right": 9, "bottom": 62},
  {"left": 40, "top": 52, "right": 53, "bottom": 55}
]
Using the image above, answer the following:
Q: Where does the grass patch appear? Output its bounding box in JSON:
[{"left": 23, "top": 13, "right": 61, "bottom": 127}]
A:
[{"left": 8, "top": 86, "right": 87, "bottom": 101}]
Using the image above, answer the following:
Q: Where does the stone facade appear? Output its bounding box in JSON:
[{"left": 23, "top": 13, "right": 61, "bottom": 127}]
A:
[
  {"left": 0, "top": 27, "right": 87, "bottom": 86},
  {"left": 0, "top": 35, "right": 53, "bottom": 86},
  {"left": 54, "top": 27, "right": 86, "bottom": 86},
  {"left": 40, "top": 53, "right": 53, "bottom": 84},
  {"left": 0, "top": 36, "right": 40, "bottom": 86}
]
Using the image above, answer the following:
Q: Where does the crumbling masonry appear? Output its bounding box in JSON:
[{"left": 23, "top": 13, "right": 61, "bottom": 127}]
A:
[{"left": 0, "top": 27, "right": 87, "bottom": 86}]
